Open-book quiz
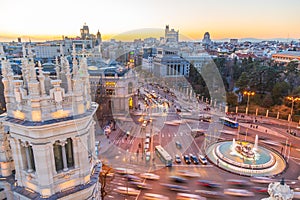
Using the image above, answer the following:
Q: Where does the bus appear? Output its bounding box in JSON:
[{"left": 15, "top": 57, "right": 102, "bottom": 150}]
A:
[
  {"left": 155, "top": 145, "right": 172, "bottom": 167},
  {"left": 219, "top": 117, "right": 239, "bottom": 128}
]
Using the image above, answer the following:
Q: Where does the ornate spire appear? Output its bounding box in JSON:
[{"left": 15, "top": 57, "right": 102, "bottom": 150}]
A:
[
  {"left": 60, "top": 44, "right": 64, "bottom": 57},
  {"left": 38, "top": 61, "right": 43, "bottom": 75},
  {"left": 55, "top": 56, "right": 60, "bottom": 79},
  {"left": 27, "top": 44, "right": 33, "bottom": 59},
  {"left": 82, "top": 44, "right": 86, "bottom": 56},
  {"left": 22, "top": 44, "right": 26, "bottom": 58},
  {"left": 72, "top": 43, "right": 78, "bottom": 76},
  {"left": 0, "top": 44, "right": 5, "bottom": 59},
  {"left": 37, "top": 61, "right": 46, "bottom": 96}
]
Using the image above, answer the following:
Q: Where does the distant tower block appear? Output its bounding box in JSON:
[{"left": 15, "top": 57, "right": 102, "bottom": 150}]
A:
[
  {"left": 0, "top": 44, "right": 101, "bottom": 199},
  {"left": 202, "top": 32, "right": 212, "bottom": 48},
  {"left": 96, "top": 29, "right": 102, "bottom": 45},
  {"left": 165, "top": 24, "right": 179, "bottom": 43}
]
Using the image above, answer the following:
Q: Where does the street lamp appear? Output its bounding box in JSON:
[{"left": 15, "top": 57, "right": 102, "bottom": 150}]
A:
[
  {"left": 243, "top": 91, "right": 255, "bottom": 115},
  {"left": 286, "top": 96, "right": 300, "bottom": 122}
]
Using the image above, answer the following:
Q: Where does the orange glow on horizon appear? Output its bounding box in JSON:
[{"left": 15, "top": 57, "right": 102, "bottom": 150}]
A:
[{"left": 1, "top": 28, "right": 299, "bottom": 42}]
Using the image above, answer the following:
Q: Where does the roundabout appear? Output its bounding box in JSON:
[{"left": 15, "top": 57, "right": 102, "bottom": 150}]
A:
[{"left": 206, "top": 136, "right": 287, "bottom": 177}]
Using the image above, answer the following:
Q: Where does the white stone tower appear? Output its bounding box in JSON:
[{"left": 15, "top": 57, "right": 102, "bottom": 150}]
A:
[{"left": 0, "top": 44, "right": 101, "bottom": 199}]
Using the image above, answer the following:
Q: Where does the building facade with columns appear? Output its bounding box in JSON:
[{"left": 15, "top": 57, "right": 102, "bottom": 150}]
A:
[
  {"left": 89, "top": 66, "right": 138, "bottom": 123},
  {"left": 0, "top": 44, "right": 101, "bottom": 199}
]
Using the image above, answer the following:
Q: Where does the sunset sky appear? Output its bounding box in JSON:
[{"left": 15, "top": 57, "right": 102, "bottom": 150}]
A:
[{"left": 0, "top": 0, "right": 299, "bottom": 42}]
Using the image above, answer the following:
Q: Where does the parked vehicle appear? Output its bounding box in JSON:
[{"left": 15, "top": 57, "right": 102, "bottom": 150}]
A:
[
  {"left": 198, "top": 154, "right": 208, "bottom": 165},
  {"left": 183, "top": 155, "right": 191, "bottom": 164}
]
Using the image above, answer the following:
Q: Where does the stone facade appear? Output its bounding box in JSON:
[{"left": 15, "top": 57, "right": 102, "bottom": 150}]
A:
[{"left": 0, "top": 44, "right": 101, "bottom": 199}]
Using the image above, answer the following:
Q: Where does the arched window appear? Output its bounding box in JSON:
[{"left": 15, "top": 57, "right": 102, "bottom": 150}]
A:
[
  {"left": 66, "top": 138, "right": 74, "bottom": 168},
  {"left": 53, "top": 141, "right": 63, "bottom": 172},
  {"left": 53, "top": 138, "right": 74, "bottom": 172}
]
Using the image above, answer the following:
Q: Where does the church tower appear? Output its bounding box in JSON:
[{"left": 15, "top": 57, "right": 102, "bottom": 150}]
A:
[
  {"left": 96, "top": 30, "right": 102, "bottom": 46},
  {"left": 0, "top": 44, "right": 101, "bottom": 199}
]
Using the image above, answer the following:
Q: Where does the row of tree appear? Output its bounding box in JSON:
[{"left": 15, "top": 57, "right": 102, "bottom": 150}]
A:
[{"left": 188, "top": 56, "right": 300, "bottom": 114}]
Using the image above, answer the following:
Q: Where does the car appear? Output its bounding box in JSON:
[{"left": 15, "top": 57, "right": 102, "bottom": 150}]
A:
[
  {"left": 183, "top": 155, "right": 191, "bottom": 164},
  {"left": 198, "top": 154, "right": 208, "bottom": 165},
  {"left": 160, "top": 183, "right": 190, "bottom": 192},
  {"left": 176, "top": 193, "right": 205, "bottom": 200},
  {"left": 142, "top": 120, "right": 147, "bottom": 128},
  {"left": 294, "top": 192, "right": 300, "bottom": 199},
  {"left": 115, "top": 168, "right": 135, "bottom": 175},
  {"left": 197, "top": 180, "right": 221, "bottom": 188},
  {"left": 143, "top": 193, "right": 169, "bottom": 200},
  {"left": 123, "top": 174, "right": 142, "bottom": 182},
  {"left": 145, "top": 138, "right": 150, "bottom": 144},
  {"left": 251, "top": 186, "right": 268, "bottom": 194},
  {"left": 175, "top": 141, "right": 182, "bottom": 149},
  {"left": 191, "top": 129, "right": 205, "bottom": 138},
  {"left": 129, "top": 181, "right": 152, "bottom": 190},
  {"left": 169, "top": 176, "right": 187, "bottom": 183},
  {"left": 145, "top": 133, "right": 151, "bottom": 138},
  {"left": 195, "top": 190, "right": 225, "bottom": 199},
  {"left": 114, "top": 186, "right": 140, "bottom": 196},
  {"left": 250, "top": 176, "right": 274, "bottom": 184},
  {"left": 224, "top": 188, "right": 254, "bottom": 197},
  {"left": 176, "top": 170, "right": 200, "bottom": 178},
  {"left": 175, "top": 154, "right": 182, "bottom": 163},
  {"left": 140, "top": 173, "right": 160, "bottom": 180},
  {"left": 145, "top": 152, "right": 151, "bottom": 161},
  {"left": 190, "top": 154, "right": 199, "bottom": 165},
  {"left": 226, "top": 179, "right": 252, "bottom": 187}
]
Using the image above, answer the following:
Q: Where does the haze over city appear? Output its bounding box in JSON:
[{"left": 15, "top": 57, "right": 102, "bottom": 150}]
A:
[
  {"left": 0, "top": 1, "right": 299, "bottom": 200},
  {"left": 1, "top": 0, "right": 300, "bottom": 42}
]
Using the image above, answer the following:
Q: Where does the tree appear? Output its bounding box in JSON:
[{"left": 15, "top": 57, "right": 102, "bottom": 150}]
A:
[
  {"left": 99, "top": 164, "right": 114, "bottom": 200},
  {"left": 272, "top": 82, "right": 290, "bottom": 105},
  {"left": 236, "top": 72, "right": 250, "bottom": 91},
  {"left": 226, "top": 92, "right": 238, "bottom": 107},
  {"left": 284, "top": 61, "right": 300, "bottom": 91},
  {"left": 262, "top": 93, "right": 274, "bottom": 108}
]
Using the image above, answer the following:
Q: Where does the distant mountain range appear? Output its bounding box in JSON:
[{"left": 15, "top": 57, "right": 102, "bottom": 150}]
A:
[{"left": 214, "top": 38, "right": 300, "bottom": 42}]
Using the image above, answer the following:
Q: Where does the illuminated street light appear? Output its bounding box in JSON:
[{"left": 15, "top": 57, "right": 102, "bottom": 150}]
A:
[
  {"left": 243, "top": 91, "right": 255, "bottom": 115},
  {"left": 286, "top": 96, "right": 300, "bottom": 122}
]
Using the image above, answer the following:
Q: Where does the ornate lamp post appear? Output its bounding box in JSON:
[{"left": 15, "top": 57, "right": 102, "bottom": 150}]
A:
[
  {"left": 243, "top": 91, "right": 255, "bottom": 115},
  {"left": 286, "top": 96, "right": 300, "bottom": 122}
]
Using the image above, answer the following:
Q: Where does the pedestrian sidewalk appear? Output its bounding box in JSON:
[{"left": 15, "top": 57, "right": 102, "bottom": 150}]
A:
[{"left": 239, "top": 122, "right": 286, "bottom": 139}]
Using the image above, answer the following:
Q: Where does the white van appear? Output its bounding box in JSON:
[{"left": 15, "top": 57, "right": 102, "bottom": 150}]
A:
[
  {"left": 146, "top": 133, "right": 151, "bottom": 138},
  {"left": 145, "top": 138, "right": 150, "bottom": 144},
  {"left": 144, "top": 143, "right": 149, "bottom": 150}
]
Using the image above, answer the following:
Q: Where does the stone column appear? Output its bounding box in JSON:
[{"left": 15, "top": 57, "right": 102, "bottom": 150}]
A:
[
  {"left": 21, "top": 142, "right": 33, "bottom": 173},
  {"left": 31, "top": 143, "right": 55, "bottom": 196},
  {"left": 255, "top": 108, "right": 258, "bottom": 116},
  {"left": 266, "top": 110, "right": 269, "bottom": 118},
  {"left": 277, "top": 112, "right": 280, "bottom": 119},
  {"left": 60, "top": 140, "right": 68, "bottom": 172}
]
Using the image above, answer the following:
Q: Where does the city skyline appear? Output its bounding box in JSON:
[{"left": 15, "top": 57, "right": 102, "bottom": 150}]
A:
[{"left": 1, "top": 0, "right": 300, "bottom": 42}]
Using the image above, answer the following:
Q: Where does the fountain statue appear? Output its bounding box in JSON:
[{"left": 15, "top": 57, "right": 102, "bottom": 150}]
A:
[
  {"left": 231, "top": 137, "right": 256, "bottom": 158},
  {"left": 235, "top": 142, "right": 255, "bottom": 158},
  {"left": 262, "top": 178, "right": 294, "bottom": 200}
]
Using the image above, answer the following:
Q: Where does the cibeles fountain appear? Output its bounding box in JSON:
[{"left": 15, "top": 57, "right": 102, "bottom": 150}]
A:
[{"left": 206, "top": 135, "right": 287, "bottom": 176}]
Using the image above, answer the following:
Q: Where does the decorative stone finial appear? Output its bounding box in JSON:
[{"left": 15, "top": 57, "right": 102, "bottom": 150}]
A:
[
  {"left": 60, "top": 44, "right": 64, "bottom": 57},
  {"left": 0, "top": 43, "right": 5, "bottom": 58}
]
